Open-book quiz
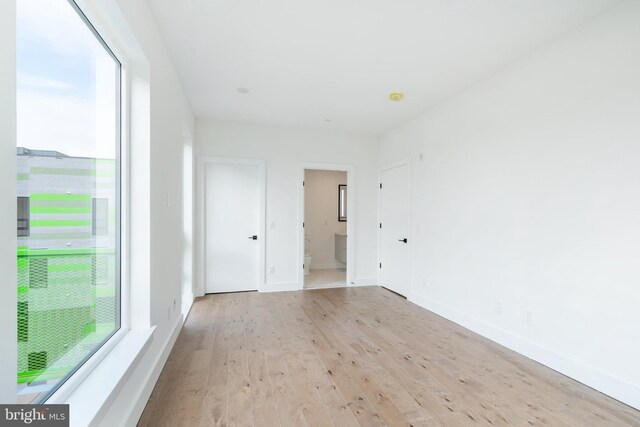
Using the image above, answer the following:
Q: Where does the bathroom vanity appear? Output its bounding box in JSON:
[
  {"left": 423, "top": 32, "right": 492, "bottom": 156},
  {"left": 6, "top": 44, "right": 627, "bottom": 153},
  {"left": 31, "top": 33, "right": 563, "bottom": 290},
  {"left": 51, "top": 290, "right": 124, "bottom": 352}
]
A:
[{"left": 335, "top": 233, "right": 347, "bottom": 264}]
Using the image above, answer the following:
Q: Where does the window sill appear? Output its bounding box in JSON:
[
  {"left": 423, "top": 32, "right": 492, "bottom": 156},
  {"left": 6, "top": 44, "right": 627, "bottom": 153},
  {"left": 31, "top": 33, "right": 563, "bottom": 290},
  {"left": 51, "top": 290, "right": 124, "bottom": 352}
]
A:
[{"left": 53, "top": 326, "right": 156, "bottom": 427}]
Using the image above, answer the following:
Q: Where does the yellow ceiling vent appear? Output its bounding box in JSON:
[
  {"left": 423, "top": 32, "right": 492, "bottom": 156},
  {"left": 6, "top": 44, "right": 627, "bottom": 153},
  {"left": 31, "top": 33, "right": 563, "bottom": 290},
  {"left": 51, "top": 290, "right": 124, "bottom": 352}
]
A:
[{"left": 389, "top": 92, "right": 404, "bottom": 102}]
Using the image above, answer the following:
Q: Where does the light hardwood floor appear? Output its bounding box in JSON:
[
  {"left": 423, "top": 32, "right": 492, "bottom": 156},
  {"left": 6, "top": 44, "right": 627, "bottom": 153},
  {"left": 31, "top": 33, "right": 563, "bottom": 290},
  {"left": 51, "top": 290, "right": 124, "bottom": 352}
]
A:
[{"left": 138, "top": 287, "right": 640, "bottom": 426}]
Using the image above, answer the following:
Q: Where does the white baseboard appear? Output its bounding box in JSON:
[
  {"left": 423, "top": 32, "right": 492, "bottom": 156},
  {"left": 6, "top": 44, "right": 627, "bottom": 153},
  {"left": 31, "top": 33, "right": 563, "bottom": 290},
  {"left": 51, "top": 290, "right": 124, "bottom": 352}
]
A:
[
  {"left": 181, "top": 290, "right": 194, "bottom": 319},
  {"left": 409, "top": 292, "right": 640, "bottom": 411},
  {"left": 353, "top": 277, "right": 378, "bottom": 287},
  {"left": 122, "top": 315, "right": 184, "bottom": 426},
  {"left": 261, "top": 279, "right": 375, "bottom": 291},
  {"left": 261, "top": 281, "right": 301, "bottom": 292}
]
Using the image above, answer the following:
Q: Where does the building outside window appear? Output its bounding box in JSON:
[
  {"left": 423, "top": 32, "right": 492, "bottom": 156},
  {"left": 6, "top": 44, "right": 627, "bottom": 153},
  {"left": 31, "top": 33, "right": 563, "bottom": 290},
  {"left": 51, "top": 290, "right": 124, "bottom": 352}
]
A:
[
  {"left": 17, "top": 197, "right": 30, "bottom": 237},
  {"left": 16, "top": 0, "right": 121, "bottom": 403},
  {"left": 92, "top": 198, "right": 109, "bottom": 236}
]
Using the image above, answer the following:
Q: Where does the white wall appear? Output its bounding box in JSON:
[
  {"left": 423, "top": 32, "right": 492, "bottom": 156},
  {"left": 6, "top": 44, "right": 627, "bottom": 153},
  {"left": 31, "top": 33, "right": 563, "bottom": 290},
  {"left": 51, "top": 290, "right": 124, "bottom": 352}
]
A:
[
  {"left": 304, "top": 169, "right": 347, "bottom": 269},
  {"left": 181, "top": 133, "right": 195, "bottom": 315},
  {"left": 380, "top": 1, "right": 640, "bottom": 409},
  {"left": 0, "top": 0, "right": 17, "bottom": 405},
  {"left": 196, "top": 119, "right": 379, "bottom": 291}
]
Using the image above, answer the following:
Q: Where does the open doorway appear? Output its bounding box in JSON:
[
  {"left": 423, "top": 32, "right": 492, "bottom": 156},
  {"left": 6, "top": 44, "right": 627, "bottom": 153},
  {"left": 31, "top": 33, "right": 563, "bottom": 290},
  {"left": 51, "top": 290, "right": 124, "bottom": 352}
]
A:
[{"left": 301, "top": 168, "right": 351, "bottom": 289}]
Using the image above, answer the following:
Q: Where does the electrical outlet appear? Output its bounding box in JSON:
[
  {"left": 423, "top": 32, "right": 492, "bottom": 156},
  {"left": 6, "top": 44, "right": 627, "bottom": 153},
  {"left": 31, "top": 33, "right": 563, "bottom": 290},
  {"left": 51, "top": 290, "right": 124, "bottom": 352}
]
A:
[
  {"left": 269, "top": 266, "right": 275, "bottom": 275},
  {"left": 166, "top": 192, "right": 172, "bottom": 208},
  {"left": 270, "top": 221, "right": 276, "bottom": 230},
  {"left": 524, "top": 311, "right": 533, "bottom": 325},
  {"left": 495, "top": 302, "right": 503, "bottom": 314}
]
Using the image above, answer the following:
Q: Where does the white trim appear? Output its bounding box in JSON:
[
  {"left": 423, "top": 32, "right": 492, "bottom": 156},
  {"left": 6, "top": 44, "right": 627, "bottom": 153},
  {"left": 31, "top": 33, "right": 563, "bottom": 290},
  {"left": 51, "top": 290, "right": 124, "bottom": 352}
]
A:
[
  {"left": 353, "top": 277, "right": 378, "bottom": 287},
  {"left": 122, "top": 315, "right": 183, "bottom": 427},
  {"left": 297, "top": 163, "right": 356, "bottom": 291},
  {"left": 197, "top": 156, "right": 266, "bottom": 295},
  {"left": 0, "top": 0, "right": 16, "bottom": 404},
  {"left": 408, "top": 292, "right": 640, "bottom": 411},
  {"left": 262, "top": 281, "right": 300, "bottom": 293},
  {"left": 377, "top": 159, "right": 413, "bottom": 296},
  {"left": 118, "top": 44, "right": 131, "bottom": 334},
  {"left": 182, "top": 289, "right": 195, "bottom": 319},
  {"left": 181, "top": 130, "right": 195, "bottom": 319}
]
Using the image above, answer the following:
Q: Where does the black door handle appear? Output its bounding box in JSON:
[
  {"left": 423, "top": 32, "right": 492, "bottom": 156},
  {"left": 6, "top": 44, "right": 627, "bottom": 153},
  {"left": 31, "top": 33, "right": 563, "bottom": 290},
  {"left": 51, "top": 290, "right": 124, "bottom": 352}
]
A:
[
  {"left": 248, "top": 235, "right": 258, "bottom": 240},
  {"left": 398, "top": 238, "right": 407, "bottom": 243}
]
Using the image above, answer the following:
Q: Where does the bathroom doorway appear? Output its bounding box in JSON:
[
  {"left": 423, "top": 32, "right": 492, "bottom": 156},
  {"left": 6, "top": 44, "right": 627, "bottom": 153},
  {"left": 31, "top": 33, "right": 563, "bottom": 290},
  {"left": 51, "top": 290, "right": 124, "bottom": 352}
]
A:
[{"left": 298, "top": 164, "right": 355, "bottom": 290}]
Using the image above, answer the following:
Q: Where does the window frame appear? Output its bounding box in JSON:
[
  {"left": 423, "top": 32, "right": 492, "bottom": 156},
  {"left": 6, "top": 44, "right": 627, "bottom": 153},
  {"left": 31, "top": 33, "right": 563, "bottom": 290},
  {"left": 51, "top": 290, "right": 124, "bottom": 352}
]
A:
[{"left": 24, "top": 0, "right": 128, "bottom": 404}]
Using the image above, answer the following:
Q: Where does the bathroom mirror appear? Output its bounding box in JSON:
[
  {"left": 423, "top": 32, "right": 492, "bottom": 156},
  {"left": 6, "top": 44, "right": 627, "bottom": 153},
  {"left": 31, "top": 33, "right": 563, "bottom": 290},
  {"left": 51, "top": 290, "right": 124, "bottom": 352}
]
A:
[{"left": 338, "top": 184, "right": 347, "bottom": 222}]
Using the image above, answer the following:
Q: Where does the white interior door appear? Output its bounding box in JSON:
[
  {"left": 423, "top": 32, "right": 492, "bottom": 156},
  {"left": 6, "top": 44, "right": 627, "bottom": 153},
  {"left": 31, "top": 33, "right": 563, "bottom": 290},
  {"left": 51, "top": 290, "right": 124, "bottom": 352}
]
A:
[
  {"left": 205, "top": 161, "right": 260, "bottom": 293},
  {"left": 380, "top": 163, "right": 411, "bottom": 296}
]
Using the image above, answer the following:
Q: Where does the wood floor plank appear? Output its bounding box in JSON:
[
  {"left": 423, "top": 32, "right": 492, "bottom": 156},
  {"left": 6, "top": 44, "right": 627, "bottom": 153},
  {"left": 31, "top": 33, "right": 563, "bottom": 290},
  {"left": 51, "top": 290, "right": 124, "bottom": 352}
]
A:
[
  {"left": 139, "top": 287, "right": 640, "bottom": 427},
  {"left": 225, "top": 294, "right": 254, "bottom": 427},
  {"left": 266, "top": 355, "right": 309, "bottom": 427},
  {"left": 244, "top": 296, "right": 280, "bottom": 427},
  {"left": 302, "top": 355, "right": 361, "bottom": 427},
  {"left": 200, "top": 294, "right": 231, "bottom": 427},
  {"left": 275, "top": 295, "right": 343, "bottom": 426}
]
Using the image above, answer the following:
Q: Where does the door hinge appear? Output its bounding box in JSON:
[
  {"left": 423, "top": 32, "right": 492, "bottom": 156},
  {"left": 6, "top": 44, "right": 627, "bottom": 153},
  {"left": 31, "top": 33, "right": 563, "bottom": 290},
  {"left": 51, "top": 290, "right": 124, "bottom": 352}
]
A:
[
  {"left": 379, "top": 183, "right": 382, "bottom": 189},
  {"left": 303, "top": 181, "right": 305, "bottom": 187},
  {"left": 303, "top": 222, "right": 305, "bottom": 228},
  {"left": 379, "top": 262, "right": 382, "bottom": 268},
  {"left": 303, "top": 264, "right": 305, "bottom": 269},
  {"left": 379, "top": 223, "right": 382, "bottom": 229}
]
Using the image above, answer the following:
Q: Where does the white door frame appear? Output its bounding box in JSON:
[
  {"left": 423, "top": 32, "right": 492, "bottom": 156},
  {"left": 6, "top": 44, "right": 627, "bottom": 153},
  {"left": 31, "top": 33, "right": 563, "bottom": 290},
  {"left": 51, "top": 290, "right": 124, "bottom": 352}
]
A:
[
  {"left": 197, "top": 156, "right": 266, "bottom": 295},
  {"left": 297, "top": 163, "right": 355, "bottom": 289},
  {"left": 378, "top": 158, "right": 412, "bottom": 295}
]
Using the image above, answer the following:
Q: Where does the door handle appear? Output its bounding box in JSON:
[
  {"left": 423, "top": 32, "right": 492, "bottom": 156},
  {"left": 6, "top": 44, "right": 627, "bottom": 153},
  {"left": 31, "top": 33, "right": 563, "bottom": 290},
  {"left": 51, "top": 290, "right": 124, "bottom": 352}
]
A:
[
  {"left": 398, "top": 238, "right": 408, "bottom": 243},
  {"left": 248, "top": 235, "right": 258, "bottom": 240}
]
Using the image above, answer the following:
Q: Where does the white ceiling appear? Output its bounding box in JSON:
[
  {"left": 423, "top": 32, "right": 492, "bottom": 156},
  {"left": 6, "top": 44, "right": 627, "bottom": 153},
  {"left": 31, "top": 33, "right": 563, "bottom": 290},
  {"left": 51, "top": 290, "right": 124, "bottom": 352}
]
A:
[{"left": 147, "top": 0, "right": 620, "bottom": 135}]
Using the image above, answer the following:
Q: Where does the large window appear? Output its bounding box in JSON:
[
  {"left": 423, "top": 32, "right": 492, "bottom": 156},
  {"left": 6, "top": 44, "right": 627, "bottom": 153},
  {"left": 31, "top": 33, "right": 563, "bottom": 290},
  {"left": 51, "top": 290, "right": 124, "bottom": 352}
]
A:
[
  {"left": 17, "top": 197, "right": 30, "bottom": 237},
  {"left": 92, "top": 198, "right": 109, "bottom": 236},
  {"left": 17, "top": 0, "right": 121, "bottom": 402}
]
